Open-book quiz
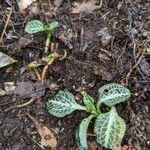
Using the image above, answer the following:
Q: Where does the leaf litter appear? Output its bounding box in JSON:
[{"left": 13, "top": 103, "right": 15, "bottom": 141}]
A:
[
  {"left": 71, "top": 0, "right": 101, "bottom": 14},
  {"left": 0, "top": 52, "right": 17, "bottom": 69},
  {"left": 27, "top": 113, "right": 57, "bottom": 149},
  {"left": 18, "top": 0, "right": 37, "bottom": 14}
]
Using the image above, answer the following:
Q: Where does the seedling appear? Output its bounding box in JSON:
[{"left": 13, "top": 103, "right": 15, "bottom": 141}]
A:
[
  {"left": 46, "top": 83, "right": 131, "bottom": 150},
  {"left": 25, "top": 20, "right": 59, "bottom": 53},
  {"left": 25, "top": 20, "right": 67, "bottom": 82}
]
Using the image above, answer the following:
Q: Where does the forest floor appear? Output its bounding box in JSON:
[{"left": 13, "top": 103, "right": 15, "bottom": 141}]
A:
[{"left": 0, "top": 0, "right": 150, "bottom": 150}]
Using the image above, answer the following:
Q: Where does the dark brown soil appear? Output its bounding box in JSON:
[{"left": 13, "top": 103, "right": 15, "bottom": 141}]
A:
[{"left": 0, "top": 0, "right": 150, "bottom": 150}]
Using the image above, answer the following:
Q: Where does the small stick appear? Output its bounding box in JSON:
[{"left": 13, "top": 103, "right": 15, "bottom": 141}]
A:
[
  {"left": 87, "top": 133, "right": 96, "bottom": 137},
  {"left": 41, "top": 54, "right": 58, "bottom": 84},
  {"left": 4, "top": 97, "right": 36, "bottom": 112},
  {"left": 34, "top": 69, "right": 42, "bottom": 81},
  {"left": 32, "top": 138, "right": 44, "bottom": 149},
  {"left": 51, "top": 42, "right": 56, "bottom": 53},
  {"left": 59, "top": 50, "right": 67, "bottom": 60},
  {"left": 125, "top": 46, "right": 146, "bottom": 86},
  {"left": 45, "top": 32, "right": 51, "bottom": 54},
  {"left": 0, "top": 7, "right": 12, "bottom": 43}
]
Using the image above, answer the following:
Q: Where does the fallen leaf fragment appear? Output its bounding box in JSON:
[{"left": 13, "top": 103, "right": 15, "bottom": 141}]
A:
[
  {"left": 13, "top": 81, "right": 46, "bottom": 98},
  {"left": 0, "top": 52, "right": 17, "bottom": 69},
  {"left": 27, "top": 113, "right": 57, "bottom": 148},
  {"left": 18, "top": 37, "right": 32, "bottom": 47},
  {"left": 0, "top": 88, "right": 6, "bottom": 96},
  {"left": 71, "top": 0, "right": 100, "bottom": 14},
  {"left": 18, "top": 0, "right": 37, "bottom": 14}
]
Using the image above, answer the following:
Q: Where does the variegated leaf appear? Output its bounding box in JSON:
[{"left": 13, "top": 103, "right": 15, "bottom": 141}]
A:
[
  {"left": 76, "top": 115, "right": 94, "bottom": 150},
  {"left": 82, "top": 91, "right": 98, "bottom": 115},
  {"left": 94, "top": 107, "right": 126, "bottom": 150},
  {"left": 98, "top": 83, "right": 131, "bottom": 106},
  {"left": 25, "top": 20, "right": 44, "bottom": 34},
  {"left": 46, "top": 91, "right": 87, "bottom": 117}
]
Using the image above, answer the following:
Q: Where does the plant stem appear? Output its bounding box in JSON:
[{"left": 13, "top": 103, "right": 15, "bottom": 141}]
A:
[
  {"left": 76, "top": 104, "right": 87, "bottom": 111},
  {"left": 96, "top": 102, "right": 101, "bottom": 116},
  {"left": 45, "top": 31, "right": 51, "bottom": 54}
]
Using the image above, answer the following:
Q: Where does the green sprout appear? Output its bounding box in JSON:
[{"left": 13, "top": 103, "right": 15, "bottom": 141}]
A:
[
  {"left": 46, "top": 83, "right": 131, "bottom": 150},
  {"left": 25, "top": 20, "right": 59, "bottom": 53},
  {"left": 27, "top": 61, "right": 41, "bottom": 70}
]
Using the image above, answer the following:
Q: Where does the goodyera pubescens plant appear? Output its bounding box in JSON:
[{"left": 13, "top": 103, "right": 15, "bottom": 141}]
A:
[
  {"left": 46, "top": 83, "right": 131, "bottom": 150},
  {"left": 25, "top": 20, "right": 58, "bottom": 53}
]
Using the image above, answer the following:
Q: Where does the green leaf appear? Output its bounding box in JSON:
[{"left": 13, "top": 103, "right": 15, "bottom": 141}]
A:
[
  {"left": 76, "top": 115, "right": 95, "bottom": 150},
  {"left": 46, "top": 91, "right": 87, "bottom": 117},
  {"left": 98, "top": 83, "right": 131, "bottom": 106},
  {"left": 82, "top": 92, "right": 98, "bottom": 115},
  {"left": 44, "top": 21, "right": 59, "bottom": 32},
  {"left": 27, "top": 61, "right": 41, "bottom": 70},
  {"left": 94, "top": 107, "right": 126, "bottom": 150},
  {"left": 25, "top": 20, "right": 44, "bottom": 34}
]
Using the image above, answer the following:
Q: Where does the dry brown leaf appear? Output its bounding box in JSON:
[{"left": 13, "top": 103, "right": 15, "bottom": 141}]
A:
[
  {"left": 27, "top": 113, "right": 57, "bottom": 148},
  {"left": 18, "top": 0, "right": 37, "bottom": 14},
  {"left": 71, "top": 0, "right": 100, "bottom": 14}
]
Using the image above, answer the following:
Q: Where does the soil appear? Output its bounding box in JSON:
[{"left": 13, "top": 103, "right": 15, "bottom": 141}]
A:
[{"left": 0, "top": 0, "right": 150, "bottom": 150}]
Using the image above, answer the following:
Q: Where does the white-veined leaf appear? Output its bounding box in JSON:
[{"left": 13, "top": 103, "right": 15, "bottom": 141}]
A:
[
  {"left": 82, "top": 92, "right": 98, "bottom": 115},
  {"left": 25, "top": 20, "right": 44, "bottom": 34},
  {"left": 46, "top": 91, "right": 87, "bottom": 117},
  {"left": 94, "top": 107, "right": 126, "bottom": 150},
  {"left": 98, "top": 83, "right": 131, "bottom": 106},
  {"left": 76, "top": 115, "right": 94, "bottom": 150}
]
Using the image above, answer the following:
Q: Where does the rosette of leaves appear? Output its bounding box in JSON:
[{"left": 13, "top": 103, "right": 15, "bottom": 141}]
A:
[
  {"left": 25, "top": 20, "right": 58, "bottom": 53},
  {"left": 46, "top": 83, "right": 131, "bottom": 150}
]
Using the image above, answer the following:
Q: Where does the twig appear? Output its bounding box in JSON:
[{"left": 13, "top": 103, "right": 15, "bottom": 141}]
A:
[
  {"left": 125, "top": 44, "right": 146, "bottom": 86},
  {"left": 100, "top": 11, "right": 110, "bottom": 20},
  {"left": 132, "top": 40, "right": 146, "bottom": 80},
  {"left": 0, "top": 7, "right": 12, "bottom": 43},
  {"left": 16, "top": 97, "right": 36, "bottom": 108},
  {"left": 41, "top": 53, "right": 58, "bottom": 84},
  {"left": 45, "top": 32, "right": 51, "bottom": 53},
  {"left": 59, "top": 50, "right": 67, "bottom": 60},
  {"left": 99, "top": 0, "right": 103, "bottom": 8},
  {"left": 32, "top": 138, "right": 44, "bottom": 149},
  {"left": 87, "top": 133, "right": 96, "bottom": 137},
  {"left": 34, "top": 69, "right": 42, "bottom": 81},
  {"left": 4, "top": 97, "right": 36, "bottom": 112}
]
